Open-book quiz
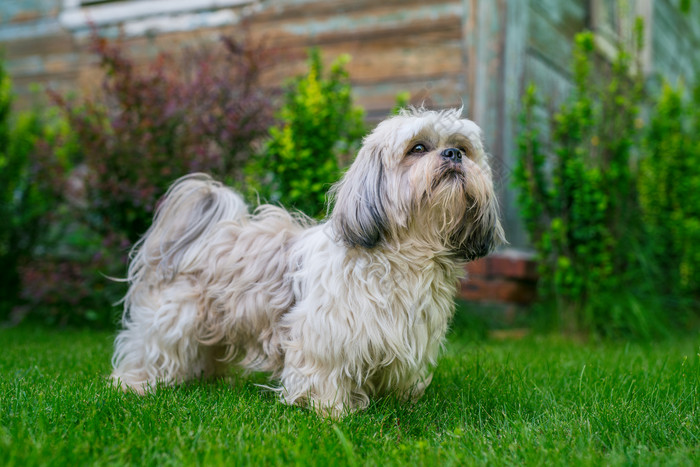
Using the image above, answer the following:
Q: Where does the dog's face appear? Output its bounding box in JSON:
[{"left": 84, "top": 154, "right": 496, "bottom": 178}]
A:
[{"left": 331, "top": 108, "right": 505, "bottom": 259}]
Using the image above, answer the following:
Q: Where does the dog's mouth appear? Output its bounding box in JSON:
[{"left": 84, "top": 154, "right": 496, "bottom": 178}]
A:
[
  {"left": 434, "top": 162, "right": 466, "bottom": 184},
  {"left": 428, "top": 163, "right": 466, "bottom": 195}
]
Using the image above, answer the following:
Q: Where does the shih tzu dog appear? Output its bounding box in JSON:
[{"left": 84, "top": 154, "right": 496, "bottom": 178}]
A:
[{"left": 111, "top": 107, "right": 505, "bottom": 417}]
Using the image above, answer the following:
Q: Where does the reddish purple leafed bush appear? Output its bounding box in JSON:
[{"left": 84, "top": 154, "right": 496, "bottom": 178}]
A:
[{"left": 53, "top": 32, "right": 276, "bottom": 241}]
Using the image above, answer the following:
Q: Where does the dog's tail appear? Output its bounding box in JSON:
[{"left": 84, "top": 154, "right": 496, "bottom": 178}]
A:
[{"left": 127, "top": 173, "right": 248, "bottom": 286}]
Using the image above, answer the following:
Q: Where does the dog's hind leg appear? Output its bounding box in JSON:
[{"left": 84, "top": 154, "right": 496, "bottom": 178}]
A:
[
  {"left": 111, "top": 174, "right": 247, "bottom": 392},
  {"left": 111, "top": 279, "right": 212, "bottom": 393}
]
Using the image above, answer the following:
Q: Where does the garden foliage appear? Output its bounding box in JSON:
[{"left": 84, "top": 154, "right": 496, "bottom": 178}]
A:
[
  {"left": 0, "top": 61, "right": 71, "bottom": 322},
  {"left": 639, "top": 83, "right": 700, "bottom": 298},
  {"left": 6, "top": 33, "right": 275, "bottom": 326},
  {"left": 54, "top": 33, "right": 275, "bottom": 243},
  {"left": 515, "top": 26, "right": 699, "bottom": 337},
  {"left": 3, "top": 22, "right": 698, "bottom": 335},
  {"left": 246, "top": 49, "right": 365, "bottom": 218}
]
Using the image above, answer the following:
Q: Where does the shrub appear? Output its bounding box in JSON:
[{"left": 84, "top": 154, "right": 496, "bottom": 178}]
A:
[
  {"left": 4, "top": 106, "right": 122, "bottom": 327},
  {"left": 52, "top": 32, "right": 275, "bottom": 243},
  {"left": 0, "top": 61, "right": 71, "bottom": 322},
  {"left": 513, "top": 28, "right": 672, "bottom": 337},
  {"left": 17, "top": 222, "right": 127, "bottom": 327},
  {"left": 639, "top": 82, "right": 700, "bottom": 299},
  {"left": 246, "top": 49, "right": 365, "bottom": 218},
  {"left": 12, "top": 32, "right": 276, "bottom": 326}
]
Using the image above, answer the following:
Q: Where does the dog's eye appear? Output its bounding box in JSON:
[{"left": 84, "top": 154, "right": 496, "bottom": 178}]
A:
[{"left": 409, "top": 144, "right": 427, "bottom": 154}]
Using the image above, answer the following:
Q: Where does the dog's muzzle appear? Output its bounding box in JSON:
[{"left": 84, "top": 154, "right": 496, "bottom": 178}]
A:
[
  {"left": 441, "top": 147, "right": 462, "bottom": 163},
  {"left": 437, "top": 148, "right": 466, "bottom": 180}
]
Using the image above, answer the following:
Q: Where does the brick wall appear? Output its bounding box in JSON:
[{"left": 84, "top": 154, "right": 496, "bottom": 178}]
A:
[{"left": 459, "top": 249, "right": 538, "bottom": 305}]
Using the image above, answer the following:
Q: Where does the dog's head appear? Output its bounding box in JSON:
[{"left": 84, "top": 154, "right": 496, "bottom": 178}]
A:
[{"left": 330, "top": 107, "right": 505, "bottom": 260}]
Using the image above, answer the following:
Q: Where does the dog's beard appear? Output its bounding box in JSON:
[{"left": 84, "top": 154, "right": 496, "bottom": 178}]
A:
[
  {"left": 406, "top": 154, "right": 499, "bottom": 259},
  {"left": 436, "top": 160, "right": 466, "bottom": 180},
  {"left": 385, "top": 157, "right": 465, "bottom": 249}
]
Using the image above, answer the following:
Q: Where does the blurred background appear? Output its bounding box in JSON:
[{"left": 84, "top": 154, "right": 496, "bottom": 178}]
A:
[{"left": 0, "top": 0, "right": 698, "bottom": 338}]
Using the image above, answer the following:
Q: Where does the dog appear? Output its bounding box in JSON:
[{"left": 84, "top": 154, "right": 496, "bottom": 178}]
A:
[{"left": 111, "top": 107, "right": 505, "bottom": 417}]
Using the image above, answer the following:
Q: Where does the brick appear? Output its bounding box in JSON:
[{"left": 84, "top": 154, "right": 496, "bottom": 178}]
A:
[
  {"left": 465, "top": 250, "right": 538, "bottom": 281},
  {"left": 459, "top": 277, "right": 537, "bottom": 304},
  {"left": 489, "top": 255, "right": 538, "bottom": 280},
  {"left": 465, "top": 256, "right": 490, "bottom": 276}
]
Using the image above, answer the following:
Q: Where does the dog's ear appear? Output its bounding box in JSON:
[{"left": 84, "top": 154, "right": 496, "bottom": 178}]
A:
[
  {"left": 329, "top": 144, "right": 390, "bottom": 249},
  {"left": 452, "top": 197, "right": 506, "bottom": 260}
]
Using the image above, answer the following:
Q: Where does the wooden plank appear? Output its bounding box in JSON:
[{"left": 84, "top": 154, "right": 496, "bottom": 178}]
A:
[
  {"left": 651, "top": 0, "right": 700, "bottom": 86},
  {"left": 353, "top": 74, "right": 464, "bottom": 116},
  {"left": 3, "top": 32, "right": 74, "bottom": 59},
  {"left": 248, "top": 3, "right": 462, "bottom": 49},
  {"left": 500, "top": 0, "right": 530, "bottom": 249},
  {"left": 529, "top": 0, "right": 586, "bottom": 34},
  {"left": 0, "top": 0, "right": 60, "bottom": 25},
  {"left": 326, "top": 41, "right": 463, "bottom": 83},
  {"left": 252, "top": 0, "right": 459, "bottom": 23},
  {"left": 461, "top": 0, "right": 477, "bottom": 117},
  {"left": 465, "top": 0, "right": 507, "bottom": 156},
  {"left": 522, "top": 52, "right": 573, "bottom": 116},
  {"left": 527, "top": 6, "right": 577, "bottom": 79}
]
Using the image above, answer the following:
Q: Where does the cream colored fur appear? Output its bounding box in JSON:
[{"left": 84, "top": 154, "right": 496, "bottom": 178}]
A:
[{"left": 111, "top": 108, "right": 505, "bottom": 417}]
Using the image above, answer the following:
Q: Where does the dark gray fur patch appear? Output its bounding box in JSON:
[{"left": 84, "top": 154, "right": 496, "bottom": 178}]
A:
[
  {"left": 451, "top": 199, "right": 503, "bottom": 260},
  {"left": 338, "top": 160, "right": 389, "bottom": 249}
]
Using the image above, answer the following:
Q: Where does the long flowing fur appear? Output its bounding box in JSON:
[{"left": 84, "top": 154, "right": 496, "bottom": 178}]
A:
[{"left": 111, "top": 108, "right": 505, "bottom": 417}]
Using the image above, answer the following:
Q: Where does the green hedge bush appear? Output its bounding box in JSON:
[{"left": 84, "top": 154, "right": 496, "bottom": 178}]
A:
[
  {"left": 246, "top": 49, "right": 366, "bottom": 218},
  {"left": 0, "top": 61, "right": 72, "bottom": 323},
  {"left": 639, "top": 82, "right": 700, "bottom": 299},
  {"left": 515, "top": 26, "right": 699, "bottom": 337}
]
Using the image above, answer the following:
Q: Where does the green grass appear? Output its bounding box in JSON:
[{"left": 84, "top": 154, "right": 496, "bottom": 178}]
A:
[{"left": 1, "top": 324, "right": 698, "bottom": 466}]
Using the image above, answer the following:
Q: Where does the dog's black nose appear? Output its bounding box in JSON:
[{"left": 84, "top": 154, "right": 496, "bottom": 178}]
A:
[{"left": 441, "top": 147, "right": 462, "bottom": 162}]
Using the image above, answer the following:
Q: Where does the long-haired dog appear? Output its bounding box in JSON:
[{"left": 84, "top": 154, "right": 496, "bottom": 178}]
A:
[{"left": 111, "top": 108, "right": 505, "bottom": 417}]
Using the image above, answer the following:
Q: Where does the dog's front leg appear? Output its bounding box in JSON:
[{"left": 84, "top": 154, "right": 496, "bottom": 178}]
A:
[
  {"left": 276, "top": 302, "right": 372, "bottom": 418},
  {"left": 397, "top": 371, "right": 433, "bottom": 403},
  {"left": 278, "top": 347, "right": 366, "bottom": 418}
]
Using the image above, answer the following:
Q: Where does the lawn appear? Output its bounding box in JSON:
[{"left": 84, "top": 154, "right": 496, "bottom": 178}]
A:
[{"left": 1, "top": 320, "right": 698, "bottom": 466}]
